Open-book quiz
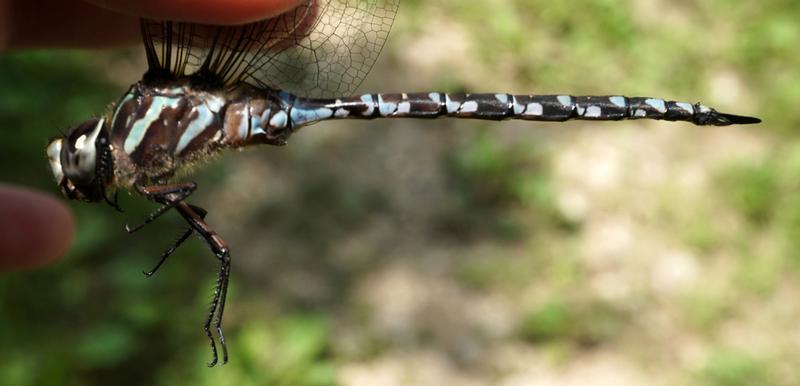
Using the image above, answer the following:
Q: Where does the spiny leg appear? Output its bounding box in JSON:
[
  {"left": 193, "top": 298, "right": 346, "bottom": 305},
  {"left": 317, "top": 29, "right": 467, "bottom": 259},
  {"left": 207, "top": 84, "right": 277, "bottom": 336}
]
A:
[
  {"left": 143, "top": 227, "right": 192, "bottom": 277},
  {"left": 125, "top": 182, "right": 197, "bottom": 233},
  {"left": 128, "top": 183, "right": 232, "bottom": 365},
  {"left": 142, "top": 205, "right": 208, "bottom": 278},
  {"left": 213, "top": 250, "right": 231, "bottom": 363},
  {"left": 175, "top": 201, "right": 231, "bottom": 367},
  {"left": 127, "top": 182, "right": 197, "bottom": 276},
  {"left": 210, "top": 250, "right": 231, "bottom": 366}
]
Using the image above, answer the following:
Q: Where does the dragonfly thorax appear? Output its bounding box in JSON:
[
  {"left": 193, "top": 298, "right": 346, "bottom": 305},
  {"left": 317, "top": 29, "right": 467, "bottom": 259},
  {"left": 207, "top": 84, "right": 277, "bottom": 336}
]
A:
[{"left": 47, "top": 117, "right": 115, "bottom": 204}]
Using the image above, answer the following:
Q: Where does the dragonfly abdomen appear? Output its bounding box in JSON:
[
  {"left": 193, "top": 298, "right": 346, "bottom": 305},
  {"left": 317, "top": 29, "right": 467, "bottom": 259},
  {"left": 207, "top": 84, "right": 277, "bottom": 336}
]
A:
[
  {"left": 288, "top": 92, "right": 760, "bottom": 128},
  {"left": 220, "top": 95, "right": 290, "bottom": 148}
]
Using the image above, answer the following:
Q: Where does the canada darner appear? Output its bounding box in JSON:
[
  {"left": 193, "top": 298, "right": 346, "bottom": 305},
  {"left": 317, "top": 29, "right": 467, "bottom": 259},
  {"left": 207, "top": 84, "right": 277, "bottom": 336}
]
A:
[{"left": 45, "top": 0, "right": 760, "bottom": 366}]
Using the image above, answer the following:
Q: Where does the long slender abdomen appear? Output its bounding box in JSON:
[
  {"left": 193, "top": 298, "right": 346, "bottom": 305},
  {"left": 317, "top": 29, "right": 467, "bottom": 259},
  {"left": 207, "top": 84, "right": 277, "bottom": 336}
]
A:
[{"left": 289, "top": 92, "right": 760, "bottom": 127}]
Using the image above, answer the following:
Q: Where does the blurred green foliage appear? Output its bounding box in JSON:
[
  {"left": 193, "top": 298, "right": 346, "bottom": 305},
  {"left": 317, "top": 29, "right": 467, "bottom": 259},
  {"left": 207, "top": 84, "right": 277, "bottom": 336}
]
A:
[
  {"left": 700, "top": 350, "right": 775, "bottom": 386},
  {"left": 439, "top": 130, "right": 554, "bottom": 240},
  {"left": 520, "top": 299, "right": 627, "bottom": 348},
  {"left": 719, "top": 162, "right": 777, "bottom": 224},
  {"left": 1, "top": 1, "right": 798, "bottom": 385}
]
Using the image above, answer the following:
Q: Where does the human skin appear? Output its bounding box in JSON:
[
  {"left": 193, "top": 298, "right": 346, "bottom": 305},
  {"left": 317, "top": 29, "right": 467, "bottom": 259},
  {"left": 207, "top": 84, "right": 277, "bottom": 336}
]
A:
[
  {"left": 0, "top": 0, "right": 304, "bottom": 271},
  {"left": 1, "top": 0, "right": 305, "bottom": 49}
]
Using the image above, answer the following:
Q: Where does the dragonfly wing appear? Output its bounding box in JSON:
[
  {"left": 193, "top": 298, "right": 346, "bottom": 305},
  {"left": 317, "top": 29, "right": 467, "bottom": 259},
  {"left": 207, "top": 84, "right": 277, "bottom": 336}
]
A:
[{"left": 140, "top": 0, "right": 400, "bottom": 97}]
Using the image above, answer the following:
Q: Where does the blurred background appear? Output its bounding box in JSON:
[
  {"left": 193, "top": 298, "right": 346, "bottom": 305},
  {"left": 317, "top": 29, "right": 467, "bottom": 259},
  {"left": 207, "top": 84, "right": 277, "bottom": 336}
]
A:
[{"left": 1, "top": 0, "right": 798, "bottom": 384}]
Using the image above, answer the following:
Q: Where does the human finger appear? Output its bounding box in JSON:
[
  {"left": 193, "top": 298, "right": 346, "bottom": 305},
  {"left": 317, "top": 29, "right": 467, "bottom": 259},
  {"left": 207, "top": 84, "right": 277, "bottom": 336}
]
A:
[
  {"left": 85, "top": 0, "right": 306, "bottom": 25},
  {"left": 0, "top": 185, "right": 75, "bottom": 271},
  {"left": 1, "top": 0, "right": 306, "bottom": 50}
]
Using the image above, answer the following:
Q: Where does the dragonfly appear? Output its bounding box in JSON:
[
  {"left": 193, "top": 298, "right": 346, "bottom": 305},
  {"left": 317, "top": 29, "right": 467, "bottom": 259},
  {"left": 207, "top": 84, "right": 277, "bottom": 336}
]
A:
[{"left": 45, "top": 0, "right": 760, "bottom": 366}]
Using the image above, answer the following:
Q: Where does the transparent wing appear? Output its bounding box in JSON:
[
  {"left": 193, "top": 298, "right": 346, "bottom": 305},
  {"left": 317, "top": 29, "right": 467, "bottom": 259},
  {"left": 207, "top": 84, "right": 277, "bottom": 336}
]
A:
[{"left": 141, "top": 0, "right": 399, "bottom": 97}]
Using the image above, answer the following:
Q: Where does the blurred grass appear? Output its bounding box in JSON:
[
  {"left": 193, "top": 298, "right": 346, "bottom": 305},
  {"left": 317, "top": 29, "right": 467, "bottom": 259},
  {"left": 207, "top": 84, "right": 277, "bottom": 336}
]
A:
[
  {"left": 1, "top": 1, "right": 798, "bottom": 385},
  {"left": 700, "top": 349, "right": 775, "bottom": 386},
  {"left": 520, "top": 299, "right": 627, "bottom": 348}
]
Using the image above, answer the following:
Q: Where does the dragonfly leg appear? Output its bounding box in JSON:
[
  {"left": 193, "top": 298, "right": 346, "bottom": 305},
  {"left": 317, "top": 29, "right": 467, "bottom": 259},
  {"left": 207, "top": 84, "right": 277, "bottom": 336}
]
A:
[
  {"left": 173, "top": 201, "right": 231, "bottom": 367},
  {"left": 126, "top": 182, "right": 198, "bottom": 277},
  {"left": 142, "top": 205, "right": 209, "bottom": 277},
  {"left": 125, "top": 182, "right": 197, "bottom": 233},
  {"left": 142, "top": 227, "right": 192, "bottom": 277},
  {"left": 128, "top": 182, "right": 232, "bottom": 365},
  {"left": 213, "top": 249, "right": 231, "bottom": 364}
]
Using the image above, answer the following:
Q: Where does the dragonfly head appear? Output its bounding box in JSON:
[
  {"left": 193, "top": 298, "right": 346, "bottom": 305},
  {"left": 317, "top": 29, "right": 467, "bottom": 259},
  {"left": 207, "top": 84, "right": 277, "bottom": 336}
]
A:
[{"left": 47, "top": 117, "right": 118, "bottom": 209}]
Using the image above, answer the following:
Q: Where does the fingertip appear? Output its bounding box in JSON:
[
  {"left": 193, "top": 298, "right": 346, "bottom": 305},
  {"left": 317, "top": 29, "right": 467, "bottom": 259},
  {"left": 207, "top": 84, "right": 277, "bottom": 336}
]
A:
[
  {"left": 0, "top": 185, "right": 75, "bottom": 271},
  {"left": 2, "top": 0, "right": 308, "bottom": 50},
  {"left": 86, "top": 0, "right": 308, "bottom": 25},
  {"left": 2, "top": 0, "right": 140, "bottom": 50}
]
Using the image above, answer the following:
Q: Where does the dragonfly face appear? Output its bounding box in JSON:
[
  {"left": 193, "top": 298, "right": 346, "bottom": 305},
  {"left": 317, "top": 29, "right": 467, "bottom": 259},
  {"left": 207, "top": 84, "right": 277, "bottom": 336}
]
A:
[{"left": 47, "top": 117, "right": 114, "bottom": 204}]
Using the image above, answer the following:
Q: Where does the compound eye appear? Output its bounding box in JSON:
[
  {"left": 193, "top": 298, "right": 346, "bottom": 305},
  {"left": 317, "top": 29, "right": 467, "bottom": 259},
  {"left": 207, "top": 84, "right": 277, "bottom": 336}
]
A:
[
  {"left": 61, "top": 118, "right": 105, "bottom": 183},
  {"left": 46, "top": 138, "right": 65, "bottom": 184}
]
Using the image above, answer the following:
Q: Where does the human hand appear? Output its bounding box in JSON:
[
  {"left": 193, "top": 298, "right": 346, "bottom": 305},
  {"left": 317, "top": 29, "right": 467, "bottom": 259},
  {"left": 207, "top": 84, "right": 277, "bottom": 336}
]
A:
[{"left": 0, "top": 0, "right": 304, "bottom": 271}]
